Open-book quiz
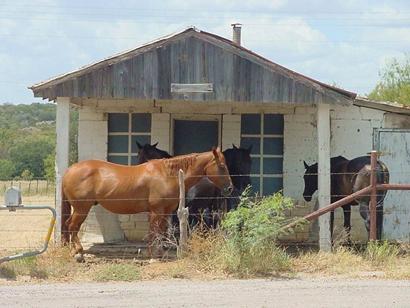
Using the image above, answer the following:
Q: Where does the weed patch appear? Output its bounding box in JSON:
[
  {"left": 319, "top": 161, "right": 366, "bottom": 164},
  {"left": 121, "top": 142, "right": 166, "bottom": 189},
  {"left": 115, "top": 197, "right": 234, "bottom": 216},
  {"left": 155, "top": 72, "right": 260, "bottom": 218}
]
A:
[
  {"left": 93, "top": 263, "right": 141, "bottom": 282},
  {"left": 184, "top": 190, "right": 300, "bottom": 277},
  {"left": 365, "top": 241, "right": 400, "bottom": 266}
]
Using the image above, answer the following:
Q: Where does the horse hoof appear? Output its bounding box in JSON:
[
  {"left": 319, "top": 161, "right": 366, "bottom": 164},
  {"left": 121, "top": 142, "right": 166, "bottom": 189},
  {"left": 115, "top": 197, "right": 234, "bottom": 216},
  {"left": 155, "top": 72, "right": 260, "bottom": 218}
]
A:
[{"left": 74, "top": 253, "right": 85, "bottom": 263}]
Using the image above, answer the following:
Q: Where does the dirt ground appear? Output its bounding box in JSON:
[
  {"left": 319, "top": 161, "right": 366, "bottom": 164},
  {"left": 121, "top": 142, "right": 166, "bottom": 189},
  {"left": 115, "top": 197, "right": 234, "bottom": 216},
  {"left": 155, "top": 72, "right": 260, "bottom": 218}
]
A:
[
  {"left": 0, "top": 195, "right": 55, "bottom": 255},
  {"left": 1, "top": 278, "right": 410, "bottom": 307}
]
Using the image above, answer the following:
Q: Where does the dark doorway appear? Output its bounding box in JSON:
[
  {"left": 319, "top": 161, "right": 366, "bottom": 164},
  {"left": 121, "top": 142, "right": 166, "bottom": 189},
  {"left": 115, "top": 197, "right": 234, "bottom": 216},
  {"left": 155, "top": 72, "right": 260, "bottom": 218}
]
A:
[{"left": 173, "top": 119, "right": 219, "bottom": 155}]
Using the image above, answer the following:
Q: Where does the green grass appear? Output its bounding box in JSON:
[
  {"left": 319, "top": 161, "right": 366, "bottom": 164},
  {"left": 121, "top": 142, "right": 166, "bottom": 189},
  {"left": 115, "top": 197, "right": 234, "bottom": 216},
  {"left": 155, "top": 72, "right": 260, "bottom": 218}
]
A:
[
  {"left": 93, "top": 263, "right": 141, "bottom": 282},
  {"left": 365, "top": 241, "right": 400, "bottom": 266},
  {"left": 0, "top": 256, "right": 48, "bottom": 280}
]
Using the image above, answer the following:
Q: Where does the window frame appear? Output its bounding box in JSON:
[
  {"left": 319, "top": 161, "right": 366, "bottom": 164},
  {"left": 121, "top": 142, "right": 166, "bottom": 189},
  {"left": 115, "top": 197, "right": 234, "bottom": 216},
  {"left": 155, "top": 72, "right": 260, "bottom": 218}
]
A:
[
  {"left": 241, "top": 113, "right": 284, "bottom": 195},
  {"left": 107, "top": 113, "right": 151, "bottom": 165}
]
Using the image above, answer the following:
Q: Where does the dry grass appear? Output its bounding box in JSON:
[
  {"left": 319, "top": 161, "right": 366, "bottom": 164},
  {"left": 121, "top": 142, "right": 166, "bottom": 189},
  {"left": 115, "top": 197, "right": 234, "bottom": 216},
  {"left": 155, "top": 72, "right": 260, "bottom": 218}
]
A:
[
  {"left": 0, "top": 242, "right": 409, "bottom": 283},
  {"left": 293, "top": 242, "right": 410, "bottom": 279},
  {"left": 0, "top": 246, "right": 78, "bottom": 282},
  {"left": 0, "top": 195, "right": 55, "bottom": 256},
  {"left": 93, "top": 263, "right": 141, "bottom": 282},
  {"left": 180, "top": 229, "right": 292, "bottom": 278}
]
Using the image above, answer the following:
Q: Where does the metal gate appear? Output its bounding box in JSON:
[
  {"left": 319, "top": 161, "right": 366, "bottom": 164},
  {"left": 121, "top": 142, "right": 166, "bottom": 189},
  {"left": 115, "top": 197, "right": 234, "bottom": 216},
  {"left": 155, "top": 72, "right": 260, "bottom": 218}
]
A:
[{"left": 375, "top": 128, "right": 410, "bottom": 242}]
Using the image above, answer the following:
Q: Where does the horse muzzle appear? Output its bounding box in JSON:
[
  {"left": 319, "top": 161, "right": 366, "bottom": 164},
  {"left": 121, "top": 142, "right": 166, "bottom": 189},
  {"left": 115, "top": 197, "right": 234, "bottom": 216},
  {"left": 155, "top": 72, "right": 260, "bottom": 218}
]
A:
[
  {"left": 303, "top": 194, "right": 312, "bottom": 202},
  {"left": 222, "top": 185, "right": 234, "bottom": 196}
]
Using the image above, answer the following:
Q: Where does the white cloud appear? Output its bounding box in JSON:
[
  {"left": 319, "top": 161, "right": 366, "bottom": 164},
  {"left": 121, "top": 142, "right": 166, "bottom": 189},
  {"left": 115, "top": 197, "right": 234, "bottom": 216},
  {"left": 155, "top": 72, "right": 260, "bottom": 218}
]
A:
[{"left": 2, "top": 0, "right": 410, "bottom": 103}]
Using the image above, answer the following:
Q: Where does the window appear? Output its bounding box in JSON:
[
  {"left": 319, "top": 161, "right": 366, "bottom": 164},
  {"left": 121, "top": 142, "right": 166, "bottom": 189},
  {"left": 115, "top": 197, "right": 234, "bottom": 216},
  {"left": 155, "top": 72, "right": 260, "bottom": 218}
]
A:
[
  {"left": 240, "top": 114, "right": 283, "bottom": 195},
  {"left": 107, "top": 113, "right": 151, "bottom": 165}
]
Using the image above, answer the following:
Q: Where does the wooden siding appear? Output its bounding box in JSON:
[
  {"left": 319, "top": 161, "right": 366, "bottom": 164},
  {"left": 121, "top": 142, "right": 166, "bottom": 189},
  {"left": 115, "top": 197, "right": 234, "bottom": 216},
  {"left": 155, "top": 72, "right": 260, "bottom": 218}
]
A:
[{"left": 32, "top": 32, "right": 352, "bottom": 105}]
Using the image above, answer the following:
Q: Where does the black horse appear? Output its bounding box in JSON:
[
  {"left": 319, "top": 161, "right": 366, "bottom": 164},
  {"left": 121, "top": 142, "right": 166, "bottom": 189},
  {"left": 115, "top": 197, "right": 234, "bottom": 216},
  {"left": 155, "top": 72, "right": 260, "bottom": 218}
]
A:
[
  {"left": 136, "top": 142, "right": 252, "bottom": 228},
  {"left": 303, "top": 155, "right": 389, "bottom": 241}
]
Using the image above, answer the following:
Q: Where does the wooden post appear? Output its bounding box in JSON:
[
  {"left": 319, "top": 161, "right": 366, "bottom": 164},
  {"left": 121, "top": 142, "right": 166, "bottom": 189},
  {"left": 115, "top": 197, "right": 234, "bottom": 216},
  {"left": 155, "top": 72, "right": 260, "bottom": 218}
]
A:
[
  {"left": 369, "top": 150, "right": 378, "bottom": 241},
  {"left": 177, "top": 169, "right": 189, "bottom": 258},
  {"left": 55, "top": 97, "right": 70, "bottom": 243},
  {"left": 317, "top": 103, "right": 332, "bottom": 251}
]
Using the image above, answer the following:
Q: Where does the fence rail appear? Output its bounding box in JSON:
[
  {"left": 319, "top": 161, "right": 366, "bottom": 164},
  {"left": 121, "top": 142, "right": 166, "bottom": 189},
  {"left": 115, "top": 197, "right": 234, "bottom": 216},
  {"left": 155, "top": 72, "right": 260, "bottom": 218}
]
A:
[{"left": 0, "top": 180, "right": 55, "bottom": 196}]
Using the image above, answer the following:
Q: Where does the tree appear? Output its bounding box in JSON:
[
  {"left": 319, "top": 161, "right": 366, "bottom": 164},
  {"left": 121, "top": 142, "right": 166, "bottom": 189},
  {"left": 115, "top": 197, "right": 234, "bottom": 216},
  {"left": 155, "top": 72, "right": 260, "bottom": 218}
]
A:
[
  {"left": 43, "top": 153, "right": 55, "bottom": 182},
  {"left": 9, "top": 138, "right": 54, "bottom": 178},
  {"left": 368, "top": 55, "right": 410, "bottom": 105},
  {"left": 21, "top": 169, "right": 34, "bottom": 180},
  {"left": 0, "top": 159, "right": 15, "bottom": 180}
]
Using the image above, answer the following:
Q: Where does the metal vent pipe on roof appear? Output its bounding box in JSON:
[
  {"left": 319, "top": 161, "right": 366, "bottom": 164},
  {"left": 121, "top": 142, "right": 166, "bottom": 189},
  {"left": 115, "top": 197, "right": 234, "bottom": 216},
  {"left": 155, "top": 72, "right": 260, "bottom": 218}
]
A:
[{"left": 231, "top": 23, "right": 242, "bottom": 45}]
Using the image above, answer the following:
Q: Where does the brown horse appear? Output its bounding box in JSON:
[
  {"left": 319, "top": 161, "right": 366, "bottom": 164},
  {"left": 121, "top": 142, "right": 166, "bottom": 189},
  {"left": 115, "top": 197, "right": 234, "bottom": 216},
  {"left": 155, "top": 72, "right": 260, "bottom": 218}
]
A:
[{"left": 61, "top": 148, "right": 233, "bottom": 257}]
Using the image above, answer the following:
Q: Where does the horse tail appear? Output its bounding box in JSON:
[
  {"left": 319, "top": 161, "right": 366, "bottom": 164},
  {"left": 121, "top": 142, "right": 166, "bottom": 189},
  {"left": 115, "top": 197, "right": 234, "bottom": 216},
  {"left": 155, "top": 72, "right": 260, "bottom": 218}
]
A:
[{"left": 61, "top": 188, "right": 71, "bottom": 244}]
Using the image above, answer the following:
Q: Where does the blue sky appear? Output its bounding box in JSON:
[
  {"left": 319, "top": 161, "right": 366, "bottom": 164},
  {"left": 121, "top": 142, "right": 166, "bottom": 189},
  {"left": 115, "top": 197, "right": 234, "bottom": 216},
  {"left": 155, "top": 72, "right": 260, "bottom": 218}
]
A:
[{"left": 1, "top": 0, "right": 410, "bottom": 104}]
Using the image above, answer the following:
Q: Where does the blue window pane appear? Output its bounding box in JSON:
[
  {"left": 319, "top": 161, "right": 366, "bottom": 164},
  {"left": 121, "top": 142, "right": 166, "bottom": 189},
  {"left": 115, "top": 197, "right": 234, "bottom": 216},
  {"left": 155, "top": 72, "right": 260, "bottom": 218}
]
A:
[
  {"left": 263, "top": 138, "right": 283, "bottom": 155},
  {"left": 108, "top": 113, "right": 129, "bottom": 132},
  {"left": 132, "top": 113, "right": 151, "bottom": 133},
  {"left": 250, "top": 176, "right": 260, "bottom": 194},
  {"left": 251, "top": 157, "right": 260, "bottom": 174},
  {"left": 263, "top": 158, "right": 283, "bottom": 174},
  {"left": 263, "top": 177, "right": 283, "bottom": 195},
  {"left": 108, "top": 155, "right": 128, "bottom": 165},
  {"left": 131, "top": 135, "right": 151, "bottom": 153},
  {"left": 108, "top": 135, "right": 128, "bottom": 153},
  {"left": 241, "top": 114, "right": 261, "bottom": 134},
  {"left": 264, "top": 114, "right": 283, "bottom": 134},
  {"left": 240, "top": 137, "right": 260, "bottom": 155},
  {"left": 131, "top": 155, "right": 139, "bottom": 165}
]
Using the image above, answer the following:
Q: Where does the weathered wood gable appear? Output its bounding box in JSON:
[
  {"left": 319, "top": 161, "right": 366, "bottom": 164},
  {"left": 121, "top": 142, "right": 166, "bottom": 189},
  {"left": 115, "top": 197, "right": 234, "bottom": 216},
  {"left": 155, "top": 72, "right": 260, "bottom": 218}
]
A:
[{"left": 30, "top": 28, "right": 355, "bottom": 105}]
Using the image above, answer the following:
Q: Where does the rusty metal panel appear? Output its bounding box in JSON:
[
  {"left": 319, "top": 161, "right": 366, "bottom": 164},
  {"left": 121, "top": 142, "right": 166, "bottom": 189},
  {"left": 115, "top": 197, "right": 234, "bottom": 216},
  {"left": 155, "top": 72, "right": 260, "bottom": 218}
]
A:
[{"left": 375, "top": 129, "right": 410, "bottom": 242}]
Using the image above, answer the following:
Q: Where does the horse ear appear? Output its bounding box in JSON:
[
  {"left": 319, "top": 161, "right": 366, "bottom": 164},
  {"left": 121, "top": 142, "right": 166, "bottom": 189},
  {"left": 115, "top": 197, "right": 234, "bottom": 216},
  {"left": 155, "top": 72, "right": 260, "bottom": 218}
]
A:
[
  {"left": 152, "top": 142, "right": 158, "bottom": 148},
  {"left": 303, "top": 161, "right": 309, "bottom": 169},
  {"left": 136, "top": 141, "right": 143, "bottom": 149},
  {"left": 212, "top": 147, "right": 221, "bottom": 164},
  {"left": 232, "top": 144, "right": 238, "bottom": 149}
]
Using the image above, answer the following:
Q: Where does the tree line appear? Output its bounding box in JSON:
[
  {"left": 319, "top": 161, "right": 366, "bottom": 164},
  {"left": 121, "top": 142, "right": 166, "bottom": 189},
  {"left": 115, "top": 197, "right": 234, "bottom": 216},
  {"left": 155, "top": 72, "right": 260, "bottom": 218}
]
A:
[
  {"left": 0, "top": 55, "right": 409, "bottom": 181},
  {"left": 0, "top": 103, "right": 78, "bottom": 181}
]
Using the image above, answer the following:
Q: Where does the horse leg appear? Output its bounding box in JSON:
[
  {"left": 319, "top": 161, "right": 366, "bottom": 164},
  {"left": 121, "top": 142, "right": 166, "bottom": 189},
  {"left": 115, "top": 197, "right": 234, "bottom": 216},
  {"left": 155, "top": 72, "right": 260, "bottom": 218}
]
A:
[
  {"left": 376, "top": 204, "right": 384, "bottom": 240},
  {"left": 359, "top": 202, "right": 370, "bottom": 238},
  {"left": 342, "top": 204, "right": 352, "bottom": 244},
  {"left": 148, "top": 211, "right": 169, "bottom": 257},
  {"left": 330, "top": 210, "right": 334, "bottom": 245},
  {"left": 67, "top": 204, "right": 92, "bottom": 258}
]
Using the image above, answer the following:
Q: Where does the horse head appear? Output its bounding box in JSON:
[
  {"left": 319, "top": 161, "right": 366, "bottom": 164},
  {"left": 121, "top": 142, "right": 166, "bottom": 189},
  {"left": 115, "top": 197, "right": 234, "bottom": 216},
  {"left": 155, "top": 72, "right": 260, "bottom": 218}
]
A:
[
  {"left": 136, "top": 141, "right": 171, "bottom": 164},
  {"left": 205, "top": 147, "right": 233, "bottom": 197},
  {"left": 223, "top": 144, "right": 252, "bottom": 192},
  {"left": 303, "top": 160, "right": 318, "bottom": 202}
]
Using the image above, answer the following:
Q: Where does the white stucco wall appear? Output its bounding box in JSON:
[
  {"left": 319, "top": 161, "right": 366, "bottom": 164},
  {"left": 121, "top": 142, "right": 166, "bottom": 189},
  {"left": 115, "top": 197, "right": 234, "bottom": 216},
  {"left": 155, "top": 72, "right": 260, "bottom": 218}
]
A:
[
  {"left": 118, "top": 113, "right": 171, "bottom": 241},
  {"left": 222, "top": 114, "right": 241, "bottom": 150},
  {"left": 76, "top": 99, "right": 408, "bottom": 245},
  {"left": 77, "top": 107, "right": 125, "bottom": 245}
]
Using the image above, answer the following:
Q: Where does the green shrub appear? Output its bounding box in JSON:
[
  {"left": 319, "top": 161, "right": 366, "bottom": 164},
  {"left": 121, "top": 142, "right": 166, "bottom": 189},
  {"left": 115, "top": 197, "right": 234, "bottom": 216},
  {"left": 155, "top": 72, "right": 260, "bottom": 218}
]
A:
[{"left": 216, "top": 189, "right": 297, "bottom": 276}]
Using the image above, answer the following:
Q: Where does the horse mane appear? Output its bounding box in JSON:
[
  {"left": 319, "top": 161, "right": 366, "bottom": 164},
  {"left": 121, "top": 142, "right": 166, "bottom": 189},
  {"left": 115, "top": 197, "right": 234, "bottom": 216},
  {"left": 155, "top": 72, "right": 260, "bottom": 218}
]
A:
[
  {"left": 156, "top": 148, "right": 172, "bottom": 158},
  {"left": 162, "top": 153, "right": 202, "bottom": 175}
]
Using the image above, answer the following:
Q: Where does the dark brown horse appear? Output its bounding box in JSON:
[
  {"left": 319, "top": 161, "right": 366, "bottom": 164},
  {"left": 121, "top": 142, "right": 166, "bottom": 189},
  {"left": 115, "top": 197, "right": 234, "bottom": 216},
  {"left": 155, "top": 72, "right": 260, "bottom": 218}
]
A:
[
  {"left": 303, "top": 155, "right": 389, "bottom": 241},
  {"left": 61, "top": 148, "right": 233, "bottom": 257}
]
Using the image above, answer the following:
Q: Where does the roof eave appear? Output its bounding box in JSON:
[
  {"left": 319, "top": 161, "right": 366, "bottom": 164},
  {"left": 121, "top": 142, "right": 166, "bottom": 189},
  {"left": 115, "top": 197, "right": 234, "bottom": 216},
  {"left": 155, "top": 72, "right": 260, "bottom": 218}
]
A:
[{"left": 354, "top": 97, "right": 410, "bottom": 115}]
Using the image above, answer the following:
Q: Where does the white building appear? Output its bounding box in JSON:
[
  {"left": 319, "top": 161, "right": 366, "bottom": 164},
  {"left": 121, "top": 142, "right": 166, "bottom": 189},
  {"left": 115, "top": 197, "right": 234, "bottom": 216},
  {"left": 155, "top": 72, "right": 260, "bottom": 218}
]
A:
[{"left": 30, "top": 27, "right": 410, "bottom": 250}]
